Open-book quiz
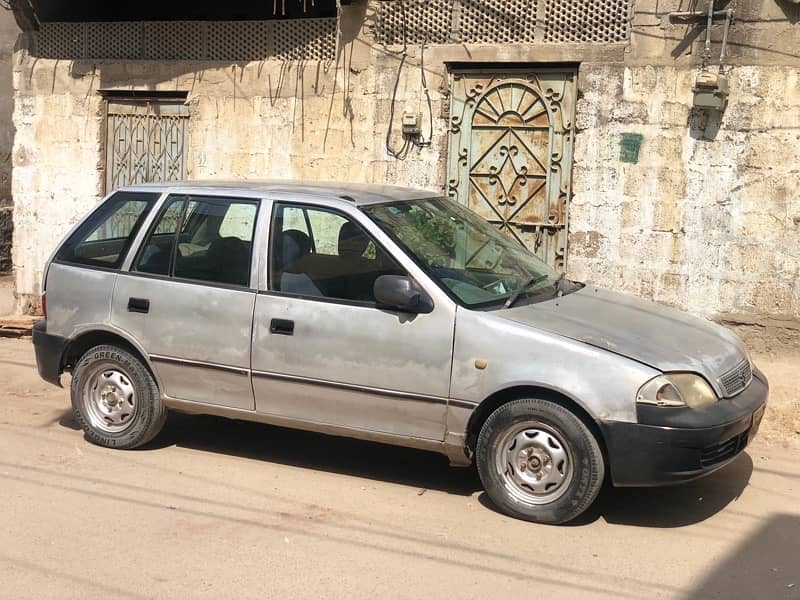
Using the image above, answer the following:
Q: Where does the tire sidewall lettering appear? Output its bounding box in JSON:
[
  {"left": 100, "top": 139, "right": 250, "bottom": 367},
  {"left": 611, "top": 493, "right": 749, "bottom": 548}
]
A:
[{"left": 72, "top": 345, "right": 164, "bottom": 450}]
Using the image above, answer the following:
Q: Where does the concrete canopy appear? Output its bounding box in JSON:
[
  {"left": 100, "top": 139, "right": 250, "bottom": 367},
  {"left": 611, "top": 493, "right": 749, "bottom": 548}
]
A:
[{"left": 11, "top": 0, "right": 340, "bottom": 29}]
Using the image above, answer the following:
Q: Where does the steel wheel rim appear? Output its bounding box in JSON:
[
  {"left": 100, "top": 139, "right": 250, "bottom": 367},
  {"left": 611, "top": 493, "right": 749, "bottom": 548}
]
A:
[
  {"left": 82, "top": 363, "right": 138, "bottom": 433},
  {"left": 494, "top": 420, "right": 574, "bottom": 506}
]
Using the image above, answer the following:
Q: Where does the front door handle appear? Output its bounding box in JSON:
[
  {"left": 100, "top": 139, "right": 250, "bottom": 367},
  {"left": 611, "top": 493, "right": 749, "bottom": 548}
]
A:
[
  {"left": 270, "top": 318, "right": 294, "bottom": 335},
  {"left": 128, "top": 297, "right": 150, "bottom": 314}
]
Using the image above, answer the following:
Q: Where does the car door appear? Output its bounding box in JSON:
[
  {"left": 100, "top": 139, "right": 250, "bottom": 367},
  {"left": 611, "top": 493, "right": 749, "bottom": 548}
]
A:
[
  {"left": 251, "top": 199, "right": 456, "bottom": 440},
  {"left": 111, "top": 193, "right": 261, "bottom": 410}
]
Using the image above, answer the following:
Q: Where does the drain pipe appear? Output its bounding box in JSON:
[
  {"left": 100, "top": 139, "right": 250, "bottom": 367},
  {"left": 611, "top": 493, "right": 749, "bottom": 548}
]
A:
[
  {"left": 720, "top": 9, "right": 733, "bottom": 62},
  {"left": 704, "top": 0, "right": 714, "bottom": 63},
  {"left": 668, "top": 5, "right": 735, "bottom": 65}
]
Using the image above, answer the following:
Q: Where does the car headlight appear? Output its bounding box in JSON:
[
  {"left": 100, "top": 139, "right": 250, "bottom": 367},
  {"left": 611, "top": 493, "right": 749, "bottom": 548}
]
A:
[{"left": 636, "top": 373, "right": 718, "bottom": 409}]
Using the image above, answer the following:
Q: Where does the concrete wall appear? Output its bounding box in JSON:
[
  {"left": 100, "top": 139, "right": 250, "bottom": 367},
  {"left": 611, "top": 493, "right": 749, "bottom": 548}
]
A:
[
  {"left": 0, "top": 9, "right": 18, "bottom": 274},
  {"left": 570, "top": 64, "right": 800, "bottom": 345},
  {"left": 570, "top": 0, "right": 800, "bottom": 345},
  {"left": 9, "top": 0, "right": 800, "bottom": 345}
]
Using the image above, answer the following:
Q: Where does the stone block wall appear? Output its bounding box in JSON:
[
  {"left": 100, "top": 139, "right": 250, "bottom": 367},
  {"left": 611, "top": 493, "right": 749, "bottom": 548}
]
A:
[
  {"left": 0, "top": 9, "right": 18, "bottom": 274},
  {"left": 8, "top": 0, "right": 800, "bottom": 341},
  {"left": 9, "top": 10, "right": 451, "bottom": 311},
  {"left": 569, "top": 64, "right": 800, "bottom": 332}
]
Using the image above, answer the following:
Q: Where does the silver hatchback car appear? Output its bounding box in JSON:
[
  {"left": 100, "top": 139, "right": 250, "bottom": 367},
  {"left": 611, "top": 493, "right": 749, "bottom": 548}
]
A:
[{"left": 33, "top": 181, "right": 768, "bottom": 524}]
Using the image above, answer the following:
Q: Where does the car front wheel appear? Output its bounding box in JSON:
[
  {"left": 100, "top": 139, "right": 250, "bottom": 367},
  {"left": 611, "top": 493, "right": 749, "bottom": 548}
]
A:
[
  {"left": 71, "top": 344, "right": 167, "bottom": 449},
  {"left": 476, "top": 398, "right": 605, "bottom": 524}
]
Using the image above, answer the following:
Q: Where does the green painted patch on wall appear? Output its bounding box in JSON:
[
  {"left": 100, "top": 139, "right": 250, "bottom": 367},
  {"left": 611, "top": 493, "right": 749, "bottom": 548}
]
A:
[{"left": 619, "top": 133, "right": 644, "bottom": 164}]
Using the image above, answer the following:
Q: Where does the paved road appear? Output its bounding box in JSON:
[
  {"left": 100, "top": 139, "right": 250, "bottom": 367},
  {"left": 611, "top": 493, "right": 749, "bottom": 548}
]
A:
[{"left": 1, "top": 338, "right": 798, "bottom": 599}]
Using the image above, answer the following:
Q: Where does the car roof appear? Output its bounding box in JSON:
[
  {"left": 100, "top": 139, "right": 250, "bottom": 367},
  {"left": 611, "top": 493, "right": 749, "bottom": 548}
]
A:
[{"left": 119, "top": 179, "right": 440, "bottom": 207}]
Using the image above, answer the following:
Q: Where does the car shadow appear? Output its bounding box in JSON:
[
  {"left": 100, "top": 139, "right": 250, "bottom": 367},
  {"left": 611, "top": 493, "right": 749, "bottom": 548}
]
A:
[
  {"left": 56, "top": 408, "right": 480, "bottom": 495},
  {"left": 59, "top": 409, "right": 755, "bottom": 523},
  {"left": 57, "top": 409, "right": 81, "bottom": 430},
  {"left": 153, "top": 411, "right": 482, "bottom": 496}
]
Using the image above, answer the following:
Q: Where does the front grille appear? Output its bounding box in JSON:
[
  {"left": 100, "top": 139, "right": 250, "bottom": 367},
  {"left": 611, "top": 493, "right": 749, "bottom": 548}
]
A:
[
  {"left": 719, "top": 358, "right": 753, "bottom": 397},
  {"left": 700, "top": 430, "right": 749, "bottom": 468}
]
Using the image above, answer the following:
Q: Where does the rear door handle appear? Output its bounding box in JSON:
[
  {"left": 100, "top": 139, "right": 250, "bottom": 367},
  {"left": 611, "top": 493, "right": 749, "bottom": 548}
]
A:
[
  {"left": 270, "top": 318, "right": 294, "bottom": 335},
  {"left": 128, "top": 297, "right": 150, "bottom": 314}
]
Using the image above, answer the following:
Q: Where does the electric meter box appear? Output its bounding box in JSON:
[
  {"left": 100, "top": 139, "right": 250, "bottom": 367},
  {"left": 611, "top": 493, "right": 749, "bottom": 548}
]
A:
[
  {"left": 692, "top": 72, "right": 729, "bottom": 111},
  {"left": 402, "top": 112, "right": 422, "bottom": 136}
]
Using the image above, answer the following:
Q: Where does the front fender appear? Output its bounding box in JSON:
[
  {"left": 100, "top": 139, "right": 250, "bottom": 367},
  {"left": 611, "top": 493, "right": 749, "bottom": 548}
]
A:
[{"left": 450, "top": 307, "right": 660, "bottom": 424}]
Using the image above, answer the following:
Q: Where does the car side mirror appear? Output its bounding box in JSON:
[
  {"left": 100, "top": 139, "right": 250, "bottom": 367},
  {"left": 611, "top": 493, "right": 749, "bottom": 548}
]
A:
[{"left": 374, "top": 275, "right": 434, "bottom": 314}]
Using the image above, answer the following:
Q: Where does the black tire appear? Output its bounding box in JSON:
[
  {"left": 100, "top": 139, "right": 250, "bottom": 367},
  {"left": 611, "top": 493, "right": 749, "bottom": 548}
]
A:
[
  {"left": 70, "top": 344, "right": 167, "bottom": 449},
  {"left": 476, "top": 398, "right": 605, "bottom": 524}
]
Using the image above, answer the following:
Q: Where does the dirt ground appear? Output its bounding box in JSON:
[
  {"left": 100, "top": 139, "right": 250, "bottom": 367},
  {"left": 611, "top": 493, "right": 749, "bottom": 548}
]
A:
[{"left": 1, "top": 337, "right": 799, "bottom": 599}]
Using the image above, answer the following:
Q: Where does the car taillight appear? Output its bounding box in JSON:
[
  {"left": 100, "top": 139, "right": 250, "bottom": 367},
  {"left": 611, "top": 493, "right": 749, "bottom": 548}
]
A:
[{"left": 41, "top": 292, "right": 46, "bottom": 319}]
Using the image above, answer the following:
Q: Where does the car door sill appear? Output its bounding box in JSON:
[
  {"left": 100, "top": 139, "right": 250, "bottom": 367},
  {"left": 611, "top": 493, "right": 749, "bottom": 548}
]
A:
[{"left": 163, "top": 396, "right": 462, "bottom": 459}]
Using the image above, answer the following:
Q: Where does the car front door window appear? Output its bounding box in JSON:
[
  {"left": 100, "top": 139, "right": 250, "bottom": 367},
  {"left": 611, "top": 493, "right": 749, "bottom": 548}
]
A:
[{"left": 269, "top": 203, "right": 404, "bottom": 303}]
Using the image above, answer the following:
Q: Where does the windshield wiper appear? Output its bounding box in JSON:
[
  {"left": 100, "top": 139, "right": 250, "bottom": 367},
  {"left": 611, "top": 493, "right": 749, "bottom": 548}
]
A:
[{"left": 504, "top": 274, "right": 549, "bottom": 308}]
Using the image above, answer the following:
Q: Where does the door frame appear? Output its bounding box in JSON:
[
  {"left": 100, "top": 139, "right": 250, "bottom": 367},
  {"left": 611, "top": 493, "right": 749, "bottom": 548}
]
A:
[
  {"left": 444, "top": 64, "right": 578, "bottom": 271},
  {"left": 250, "top": 192, "right": 459, "bottom": 441},
  {"left": 112, "top": 188, "right": 268, "bottom": 410},
  {"left": 100, "top": 90, "right": 190, "bottom": 196}
]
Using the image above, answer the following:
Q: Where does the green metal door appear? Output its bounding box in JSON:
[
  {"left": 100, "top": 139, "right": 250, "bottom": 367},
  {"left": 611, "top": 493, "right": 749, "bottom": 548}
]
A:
[{"left": 447, "top": 69, "right": 577, "bottom": 270}]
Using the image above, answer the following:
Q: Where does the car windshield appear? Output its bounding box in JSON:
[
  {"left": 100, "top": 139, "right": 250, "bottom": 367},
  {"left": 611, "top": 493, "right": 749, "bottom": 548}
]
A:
[{"left": 364, "top": 197, "right": 574, "bottom": 309}]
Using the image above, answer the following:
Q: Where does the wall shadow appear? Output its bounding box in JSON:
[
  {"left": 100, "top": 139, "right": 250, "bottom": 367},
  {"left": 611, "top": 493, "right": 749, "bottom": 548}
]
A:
[
  {"left": 776, "top": 0, "right": 800, "bottom": 24},
  {"left": 0, "top": 11, "right": 18, "bottom": 274},
  {"left": 31, "top": 4, "right": 368, "bottom": 87},
  {"left": 688, "top": 513, "right": 800, "bottom": 598}
]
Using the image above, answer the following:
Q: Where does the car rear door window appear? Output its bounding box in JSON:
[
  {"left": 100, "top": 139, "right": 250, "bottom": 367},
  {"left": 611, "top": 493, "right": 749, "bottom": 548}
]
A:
[
  {"left": 269, "top": 203, "right": 404, "bottom": 303},
  {"left": 56, "top": 191, "right": 160, "bottom": 269},
  {"left": 135, "top": 195, "right": 258, "bottom": 287},
  {"left": 136, "top": 198, "right": 183, "bottom": 275}
]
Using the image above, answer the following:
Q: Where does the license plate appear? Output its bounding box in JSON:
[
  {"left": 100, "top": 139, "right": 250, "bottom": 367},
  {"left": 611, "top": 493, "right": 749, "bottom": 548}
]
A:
[{"left": 749, "top": 406, "right": 766, "bottom": 442}]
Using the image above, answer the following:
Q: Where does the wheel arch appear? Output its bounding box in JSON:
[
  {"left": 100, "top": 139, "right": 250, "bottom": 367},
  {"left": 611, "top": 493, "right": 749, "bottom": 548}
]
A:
[
  {"left": 465, "top": 385, "right": 608, "bottom": 463},
  {"left": 62, "top": 327, "right": 161, "bottom": 390}
]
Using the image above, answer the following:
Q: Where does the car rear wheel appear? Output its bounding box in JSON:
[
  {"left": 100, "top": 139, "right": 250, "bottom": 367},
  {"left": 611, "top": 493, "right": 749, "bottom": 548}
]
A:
[
  {"left": 71, "top": 344, "right": 167, "bottom": 449},
  {"left": 476, "top": 398, "right": 605, "bottom": 524}
]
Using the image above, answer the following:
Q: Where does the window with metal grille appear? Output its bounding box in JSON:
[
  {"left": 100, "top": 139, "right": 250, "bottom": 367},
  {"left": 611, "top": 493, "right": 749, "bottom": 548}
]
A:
[{"left": 103, "top": 95, "right": 189, "bottom": 194}]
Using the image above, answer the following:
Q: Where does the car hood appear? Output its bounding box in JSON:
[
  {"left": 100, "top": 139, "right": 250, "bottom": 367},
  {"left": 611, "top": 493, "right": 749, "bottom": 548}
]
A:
[{"left": 501, "top": 286, "right": 746, "bottom": 384}]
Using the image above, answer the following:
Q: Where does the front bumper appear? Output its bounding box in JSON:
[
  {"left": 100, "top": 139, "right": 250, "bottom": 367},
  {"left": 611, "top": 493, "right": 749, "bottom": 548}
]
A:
[
  {"left": 32, "top": 320, "right": 68, "bottom": 387},
  {"left": 602, "top": 368, "right": 768, "bottom": 487}
]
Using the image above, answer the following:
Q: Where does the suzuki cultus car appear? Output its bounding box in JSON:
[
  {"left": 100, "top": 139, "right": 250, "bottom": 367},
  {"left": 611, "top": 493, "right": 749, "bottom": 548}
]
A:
[{"left": 33, "top": 181, "right": 767, "bottom": 524}]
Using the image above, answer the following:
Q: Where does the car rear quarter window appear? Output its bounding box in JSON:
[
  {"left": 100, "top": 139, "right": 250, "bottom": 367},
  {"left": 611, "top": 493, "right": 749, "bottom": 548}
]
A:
[{"left": 55, "top": 191, "right": 160, "bottom": 269}]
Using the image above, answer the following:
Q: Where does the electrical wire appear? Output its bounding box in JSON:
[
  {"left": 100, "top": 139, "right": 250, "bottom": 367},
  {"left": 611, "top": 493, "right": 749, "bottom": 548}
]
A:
[
  {"left": 385, "top": 0, "right": 410, "bottom": 159},
  {"left": 385, "top": 0, "right": 435, "bottom": 158},
  {"left": 416, "top": 38, "right": 433, "bottom": 148}
]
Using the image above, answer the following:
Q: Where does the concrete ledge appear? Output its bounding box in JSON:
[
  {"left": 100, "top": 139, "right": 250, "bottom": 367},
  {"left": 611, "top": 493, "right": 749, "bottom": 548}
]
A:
[
  {"left": 715, "top": 313, "right": 800, "bottom": 354},
  {"left": 0, "top": 316, "right": 37, "bottom": 338}
]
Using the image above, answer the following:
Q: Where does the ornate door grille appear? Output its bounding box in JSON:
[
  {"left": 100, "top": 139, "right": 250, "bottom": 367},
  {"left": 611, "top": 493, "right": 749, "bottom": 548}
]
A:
[
  {"left": 447, "top": 70, "right": 577, "bottom": 269},
  {"left": 105, "top": 99, "right": 189, "bottom": 193}
]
